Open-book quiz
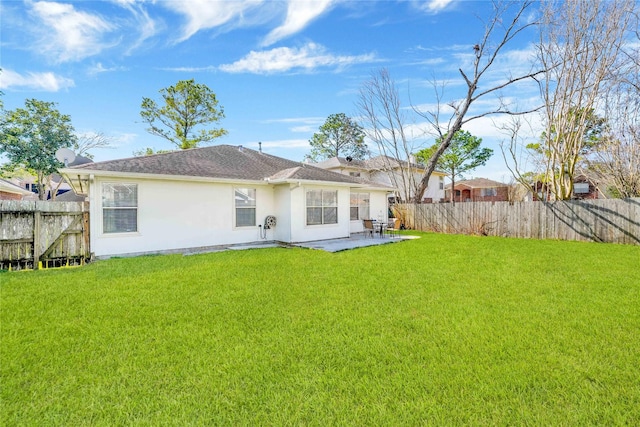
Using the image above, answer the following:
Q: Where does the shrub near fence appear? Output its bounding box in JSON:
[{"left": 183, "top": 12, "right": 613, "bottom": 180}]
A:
[
  {"left": 0, "top": 200, "right": 90, "bottom": 270},
  {"left": 402, "top": 198, "right": 640, "bottom": 245}
]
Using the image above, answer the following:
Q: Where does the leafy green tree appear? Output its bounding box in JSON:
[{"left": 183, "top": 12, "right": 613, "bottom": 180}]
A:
[
  {"left": 416, "top": 130, "right": 492, "bottom": 204},
  {"left": 132, "top": 147, "right": 174, "bottom": 157},
  {"left": 527, "top": 107, "right": 606, "bottom": 200},
  {"left": 306, "top": 113, "right": 368, "bottom": 162},
  {"left": 140, "top": 79, "right": 227, "bottom": 150},
  {"left": 0, "top": 99, "right": 77, "bottom": 200}
]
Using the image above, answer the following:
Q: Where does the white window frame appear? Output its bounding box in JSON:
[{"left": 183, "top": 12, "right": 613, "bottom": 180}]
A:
[
  {"left": 306, "top": 189, "right": 338, "bottom": 225},
  {"left": 102, "top": 183, "right": 138, "bottom": 234},
  {"left": 234, "top": 187, "right": 256, "bottom": 227},
  {"left": 481, "top": 188, "right": 498, "bottom": 197},
  {"left": 574, "top": 183, "right": 590, "bottom": 194}
]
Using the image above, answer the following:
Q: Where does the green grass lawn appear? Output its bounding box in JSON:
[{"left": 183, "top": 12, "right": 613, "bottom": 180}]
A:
[{"left": 2, "top": 232, "right": 639, "bottom": 425}]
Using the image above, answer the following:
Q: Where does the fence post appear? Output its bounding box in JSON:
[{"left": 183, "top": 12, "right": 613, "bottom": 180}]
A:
[
  {"left": 33, "top": 207, "right": 42, "bottom": 270},
  {"left": 83, "top": 201, "right": 90, "bottom": 261}
]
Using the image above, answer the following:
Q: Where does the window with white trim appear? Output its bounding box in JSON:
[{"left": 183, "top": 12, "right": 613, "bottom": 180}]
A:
[
  {"left": 350, "top": 192, "right": 370, "bottom": 220},
  {"left": 235, "top": 188, "right": 256, "bottom": 227},
  {"left": 481, "top": 188, "right": 497, "bottom": 197},
  {"left": 306, "top": 189, "right": 338, "bottom": 225},
  {"left": 439, "top": 176, "right": 444, "bottom": 190},
  {"left": 102, "top": 183, "right": 138, "bottom": 233},
  {"left": 574, "top": 183, "right": 590, "bottom": 194}
]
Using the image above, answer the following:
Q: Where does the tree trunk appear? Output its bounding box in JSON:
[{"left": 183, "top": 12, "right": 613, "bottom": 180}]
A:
[{"left": 450, "top": 175, "right": 456, "bottom": 205}]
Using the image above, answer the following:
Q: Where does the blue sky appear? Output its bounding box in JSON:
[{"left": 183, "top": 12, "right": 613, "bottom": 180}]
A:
[{"left": 1, "top": 0, "right": 541, "bottom": 182}]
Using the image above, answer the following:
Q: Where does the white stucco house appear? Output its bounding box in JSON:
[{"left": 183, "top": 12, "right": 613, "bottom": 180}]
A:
[
  {"left": 61, "top": 145, "right": 392, "bottom": 258},
  {"left": 314, "top": 156, "right": 447, "bottom": 203}
]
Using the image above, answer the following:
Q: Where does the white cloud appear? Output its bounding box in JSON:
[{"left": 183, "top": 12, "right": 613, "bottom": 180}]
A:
[
  {"left": 87, "top": 62, "right": 128, "bottom": 76},
  {"left": 256, "top": 139, "right": 310, "bottom": 149},
  {"left": 219, "top": 42, "right": 377, "bottom": 74},
  {"left": 413, "top": 57, "right": 446, "bottom": 66},
  {"left": 260, "top": 117, "right": 324, "bottom": 133},
  {"left": 290, "top": 125, "right": 317, "bottom": 133},
  {"left": 0, "top": 69, "right": 74, "bottom": 91},
  {"left": 262, "top": 0, "right": 335, "bottom": 46},
  {"left": 114, "top": 1, "right": 158, "bottom": 54},
  {"left": 161, "top": 0, "right": 265, "bottom": 43},
  {"left": 161, "top": 0, "right": 335, "bottom": 46},
  {"left": 159, "top": 66, "right": 218, "bottom": 73},
  {"left": 107, "top": 131, "right": 138, "bottom": 149},
  {"left": 29, "top": 1, "right": 114, "bottom": 62},
  {"left": 422, "top": 0, "right": 455, "bottom": 13}
]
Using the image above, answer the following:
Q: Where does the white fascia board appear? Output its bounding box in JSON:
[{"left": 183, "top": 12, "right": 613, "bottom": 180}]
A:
[
  {"left": 353, "top": 184, "right": 396, "bottom": 192},
  {"left": 0, "top": 181, "right": 33, "bottom": 195},
  {"left": 265, "top": 178, "right": 358, "bottom": 188},
  {"left": 58, "top": 168, "right": 271, "bottom": 186}
]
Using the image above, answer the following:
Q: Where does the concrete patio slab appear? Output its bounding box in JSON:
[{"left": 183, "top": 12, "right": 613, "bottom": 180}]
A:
[
  {"left": 291, "top": 233, "right": 418, "bottom": 253},
  {"left": 181, "top": 233, "right": 418, "bottom": 256}
]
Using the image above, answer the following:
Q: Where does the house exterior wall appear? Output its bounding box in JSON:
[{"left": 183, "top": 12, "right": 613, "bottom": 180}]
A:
[
  {"left": 371, "top": 170, "right": 444, "bottom": 203},
  {"left": 89, "top": 176, "right": 278, "bottom": 257},
  {"left": 321, "top": 163, "right": 445, "bottom": 203},
  {"left": 349, "top": 190, "right": 389, "bottom": 234},
  {"left": 272, "top": 184, "right": 292, "bottom": 243},
  {"left": 0, "top": 191, "right": 23, "bottom": 200},
  {"left": 289, "top": 184, "right": 350, "bottom": 243},
  {"left": 447, "top": 186, "right": 510, "bottom": 202},
  {"left": 421, "top": 174, "right": 445, "bottom": 203},
  {"left": 88, "top": 176, "right": 389, "bottom": 257}
]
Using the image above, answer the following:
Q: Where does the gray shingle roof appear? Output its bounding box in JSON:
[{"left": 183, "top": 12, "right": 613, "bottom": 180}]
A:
[
  {"left": 314, "top": 157, "right": 368, "bottom": 169},
  {"left": 68, "top": 145, "right": 386, "bottom": 186},
  {"left": 445, "top": 178, "right": 508, "bottom": 189},
  {"left": 314, "top": 155, "right": 446, "bottom": 175}
]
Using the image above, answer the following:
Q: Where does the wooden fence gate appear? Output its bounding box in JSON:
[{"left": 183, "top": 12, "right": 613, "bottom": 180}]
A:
[{"left": 0, "top": 200, "right": 90, "bottom": 270}]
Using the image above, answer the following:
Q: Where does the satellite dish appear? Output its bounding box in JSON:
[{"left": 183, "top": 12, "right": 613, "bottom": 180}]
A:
[{"left": 55, "top": 148, "right": 76, "bottom": 166}]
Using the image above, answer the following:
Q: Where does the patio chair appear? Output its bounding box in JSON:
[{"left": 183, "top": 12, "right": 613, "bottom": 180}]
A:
[
  {"left": 362, "top": 219, "right": 375, "bottom": 238},
  {"left": 386, "top": 218, "right": 401, "bottom": 238}
]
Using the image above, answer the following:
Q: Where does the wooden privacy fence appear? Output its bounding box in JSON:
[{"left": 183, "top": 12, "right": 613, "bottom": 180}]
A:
[
  {"left": 0, "top": 201, "right": 90, "bottom": 270},
  {"left": 400, "top": 197, "right": 640, "bottom": 245}
]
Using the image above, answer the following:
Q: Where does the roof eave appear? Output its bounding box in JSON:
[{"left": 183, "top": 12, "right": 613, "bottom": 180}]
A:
[
  {"left": 60, "top": 168, "right": 272, "bottom": 186},
  {"left": 265, "top": 178, "right": 367, "bottom": 188},
  {"left": 60, "top": 169, "right": 394, "bottom": 192},
  {"left": 356, "top": 185, "right": 396, "bottom": 192}
]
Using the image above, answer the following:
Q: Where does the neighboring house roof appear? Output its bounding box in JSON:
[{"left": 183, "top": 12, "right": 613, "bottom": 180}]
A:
[
  {"left": 364, "top": 155, "right": 422, "bottom": 171},
  {"left": 63, "top": 145, "right": 392, "bottom": 189},
  {"left": 70, "top": 155, "right": 93, "bottom": 167},
  {"left": 445, "top": 178, "right": 508, "bottom": 190},
  {"left": 573, "top": 173, "right": 598, "bottom": 184},
  {"left": 50, "top": 155, "right": 93, "bottom": 183},
  {"left": 315, "top": 156, "right": 447, "bottom": 176},
  {"left": 315, "top": 157, "right": 368, "bottom": 170},
  {"left": 55, "top": 190, "right": 86, "bottom": 202},
  {"left": 0, "top": 178, "right": 34, "bottom": 196}
]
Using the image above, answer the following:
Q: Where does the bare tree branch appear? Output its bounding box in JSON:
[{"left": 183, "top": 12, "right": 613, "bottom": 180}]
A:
[
  {"left": 413, "top": 0, "right": 543, "bottom": 202},
  {"left": 357, "top": 68, "right": 424, "bottom": 202}
]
